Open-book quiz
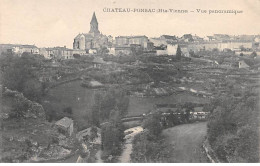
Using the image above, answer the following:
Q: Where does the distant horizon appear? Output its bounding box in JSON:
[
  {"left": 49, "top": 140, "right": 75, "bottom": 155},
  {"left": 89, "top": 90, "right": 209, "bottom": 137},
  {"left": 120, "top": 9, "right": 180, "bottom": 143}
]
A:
[{"left": 1, "top": 0, "right": 260, "bottom": 48}]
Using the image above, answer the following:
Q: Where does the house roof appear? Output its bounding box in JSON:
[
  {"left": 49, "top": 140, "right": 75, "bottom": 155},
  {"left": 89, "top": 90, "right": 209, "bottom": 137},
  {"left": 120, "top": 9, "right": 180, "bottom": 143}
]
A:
[
  {"left": 20, "top": 45, "right": 38, "bottom": 48},
  {"left": 214, "top": 34, "right": 230, "bottom": 37},
  {"left": 74, "top": 34, "right": 82, "bottom": 39},
  {"left": 129, "top": 35, "right": 148, "bottom": 38},
  {"left": 76, "top": 127, "right": 101, "bottom": 139},
  {"left": 74, "top": 33, "right": 94, "bottom": 40},
  {"left": 92, "top": 57, "right": 106, "bottom": 64},
  {"left": 240, "top": 59, "right": 253, "bottom": 67},
  {"left": 83, "top": 33, "right": 94, "bottom": 38},
  {"left": 89, "top": 80, "right": 103, "bottom": 87},
  {"left": 115, "top": 46, "right": 131, "bottom": 50},
  {"left": 161, "top": 35, "right": 177, "bottom": 40},
  {"left": 183, "top": 34, "right": 193, "bottom": 39},
  {"left": 55, "top": 117, "right": 73, "bottom": 129},
  {"left": 116, "top": 35, "right": 148, "bottom": 39},
  {"left": 166, "top": 41, "right": 178, "bottom": 45}
]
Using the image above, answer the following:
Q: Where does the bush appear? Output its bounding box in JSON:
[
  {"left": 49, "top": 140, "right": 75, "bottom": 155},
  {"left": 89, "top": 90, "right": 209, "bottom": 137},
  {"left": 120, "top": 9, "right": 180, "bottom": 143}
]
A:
[
  {"left": 101, "top": 122, "right": 124, "bottom": 157},
  {"left": 207, "top": 95, "right": 259, "bottom": 162},
  {"left": 90, "top": 88, "right": 129, "bottom": 125},
  {"left": 131, "top": 131, "right": 173, "bottom": 162},
  {"left": 0, "top": 52, "right": 45, "bottom": 102},
  {"left": 143, "top": 113, "right": 162, "bottom": 137},
  {"left": 63, "top": 107, "right": 73, "bottom": 115},
  {"left": 9, "top": 97, "right": 30, "bottom": 119}
]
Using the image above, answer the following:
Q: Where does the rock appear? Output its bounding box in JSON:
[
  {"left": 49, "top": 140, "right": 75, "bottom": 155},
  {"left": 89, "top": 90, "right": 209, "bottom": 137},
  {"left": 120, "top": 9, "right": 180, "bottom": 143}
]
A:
[
  {"left": 1, "top": 113, "right": 9, "bottom": 120},
  {"left": 17, "top": 136, "right": 26, "bottom": 142},
  {"left": 9, "top": 136, "right": 14, "bottom": 141},
  {"left": 32, "top": 141, "right": 38, "bottom": 147},
  {"left": 31, "top": 147, "right": 38, "bottom": 153}
]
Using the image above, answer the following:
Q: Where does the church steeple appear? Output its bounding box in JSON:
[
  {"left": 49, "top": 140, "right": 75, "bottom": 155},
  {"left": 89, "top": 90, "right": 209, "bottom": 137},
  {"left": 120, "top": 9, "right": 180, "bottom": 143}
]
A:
[
  {"left": 90, "top": 12, "right": 98, "bottom": 24},
  {"left": 89, "top": 12, "right": 100, "bottom": 34}
]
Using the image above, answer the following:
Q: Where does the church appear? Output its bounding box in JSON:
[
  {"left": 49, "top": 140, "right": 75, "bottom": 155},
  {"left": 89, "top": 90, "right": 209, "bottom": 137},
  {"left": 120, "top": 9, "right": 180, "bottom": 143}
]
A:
[{"left": 73, "top": 12, "right": 109, "bottom": 51}]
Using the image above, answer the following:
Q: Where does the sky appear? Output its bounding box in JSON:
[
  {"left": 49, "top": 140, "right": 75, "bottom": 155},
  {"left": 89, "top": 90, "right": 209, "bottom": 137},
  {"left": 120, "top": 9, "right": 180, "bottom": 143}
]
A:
[{"left": 0, "top": 0, "right": 260, "bottom": 48}]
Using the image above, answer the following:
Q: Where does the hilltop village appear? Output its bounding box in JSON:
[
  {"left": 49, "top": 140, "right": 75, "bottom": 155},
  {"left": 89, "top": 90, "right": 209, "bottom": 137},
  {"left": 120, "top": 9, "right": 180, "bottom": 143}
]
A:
[
  {"left": 1, "top": 12, "right": 260, "bottom": 59},
  {"left": 0, "top": 12, "right": 259, "bottom": 163}
]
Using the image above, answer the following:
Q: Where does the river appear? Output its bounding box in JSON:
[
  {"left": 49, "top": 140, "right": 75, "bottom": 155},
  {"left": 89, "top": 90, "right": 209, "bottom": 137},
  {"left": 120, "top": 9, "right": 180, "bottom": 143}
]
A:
[{"left": 117, "top": 126, "right": 144, "bottom": 163}]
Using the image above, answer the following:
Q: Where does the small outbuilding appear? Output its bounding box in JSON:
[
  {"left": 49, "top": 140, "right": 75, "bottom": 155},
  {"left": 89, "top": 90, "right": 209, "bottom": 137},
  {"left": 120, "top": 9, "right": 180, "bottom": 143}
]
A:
[{"left": 55, "top": 117, "right": 74, "bottom": 137}]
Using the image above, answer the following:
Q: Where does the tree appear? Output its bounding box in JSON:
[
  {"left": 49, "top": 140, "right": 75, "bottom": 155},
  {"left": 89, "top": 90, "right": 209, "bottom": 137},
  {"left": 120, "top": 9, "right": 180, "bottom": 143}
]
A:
[
  {"left": 73, "top": 54, "right": 81, "bottom": 59},
  {"left": 207, "top": 95, "right": 259, "bottom": 162},
  {"left": 213, "top": 48, "right": 219, "bottom": 52},
  {"left": 239, "top": 45, "right": 246, "bottom": 51},
  {"left": 143, "top": 113, "right": 162, "bottom": 137},
  {"left": 9, "top": 97, "right": 30, "bottom": 118},
  {"left": 101, "top": 122, "right": 124, "bottom": 156},
  {"left": 176, "top": 45, "right": 182, "bottom": 60},
  {"left": 131, "top": 128, "right": 174, "bottom": 162},
  {"left": 0, "top": 52, "right": 44, "bottom": 101},
  {"left": 189, "top": 50, "right": 197, "bottom": 57},
  {"left": 98, "top": 47, "right": 109, "bottom": 55},
  {"left": 90, "top": 88, "right": 129, "bottom": 126},
  {"left": 23, "top": 78, "right": 43, "bottom": 102},
  {"left": 250, "top": 51, "right": 257, "bottom": 58},
  {"left": 90, "top": 105, "right": 100, "bottom": 127},
  {"left": 131, "top": 45, "right": 143, "bottom": 56},
  {"left": 109, "top": 108, "right": 120, "bottom": 124},
  {"left": 89, "top": 126, "right": 98, "bottom": 142},
  {"left": 217, "top": 57, "right": 225, "bottom": 65},
  {"left": 63, "top": 107, "right": 73, "bottom": 117},
  {"left": 236, "top": 125, "right": 259, "bottom": 162}
]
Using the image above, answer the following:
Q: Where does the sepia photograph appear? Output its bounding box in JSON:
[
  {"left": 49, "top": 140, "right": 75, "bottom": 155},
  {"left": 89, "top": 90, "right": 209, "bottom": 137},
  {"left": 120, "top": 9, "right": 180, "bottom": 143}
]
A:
[{"left": 0, "top": 0, "right": 260, "bottom": 163}]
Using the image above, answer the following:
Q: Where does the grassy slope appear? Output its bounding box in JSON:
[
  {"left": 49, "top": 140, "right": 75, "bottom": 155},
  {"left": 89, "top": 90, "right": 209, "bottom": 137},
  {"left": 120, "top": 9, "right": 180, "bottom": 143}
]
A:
[
  {"left": 42, "top": 80, "right": 95, "bottom": 128},
  {"left": 161, "top": 122, "right": 209, "bottom": 163}
]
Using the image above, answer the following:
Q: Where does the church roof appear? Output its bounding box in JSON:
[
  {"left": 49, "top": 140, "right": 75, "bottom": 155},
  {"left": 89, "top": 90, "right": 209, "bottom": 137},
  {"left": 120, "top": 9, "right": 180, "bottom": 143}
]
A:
[
  {"left": 83, "top": 33, "right": 94, "bottom": 38},
  {"left": 74, "top": 33, "right": 95, "bottom": 40},
  {"left": 74, "top": 34, "right": 83, "bottom": 39},
  {"left": 90, "top": 12, "right": 98, "bottom": 24}
]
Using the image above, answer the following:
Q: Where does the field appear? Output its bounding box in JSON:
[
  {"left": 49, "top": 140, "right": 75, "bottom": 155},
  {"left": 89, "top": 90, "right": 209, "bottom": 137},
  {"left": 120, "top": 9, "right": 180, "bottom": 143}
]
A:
[
  {"left": 162, "top": 122, "right": 209, "bottom": 163},
  {"left": 42, "top": 80, "right": 96, "bottom": 128},
  {"left": 127, "top": 92, "right": 209, "bottom": 116},
  {"left": 43, "top": 79, "right": 210, "bottom": 128}
]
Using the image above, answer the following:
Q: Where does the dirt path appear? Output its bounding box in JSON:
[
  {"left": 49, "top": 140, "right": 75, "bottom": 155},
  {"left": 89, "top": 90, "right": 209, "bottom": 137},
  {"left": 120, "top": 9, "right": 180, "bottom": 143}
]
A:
[{"left": 162, "top": 122, "right": 209, "bottom": 163}]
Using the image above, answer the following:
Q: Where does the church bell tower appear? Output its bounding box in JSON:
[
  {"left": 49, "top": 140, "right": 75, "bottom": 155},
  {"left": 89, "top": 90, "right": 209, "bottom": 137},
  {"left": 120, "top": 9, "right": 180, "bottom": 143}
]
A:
[{"left": 89, "top": 12, "right": 100, "bottom": 35}]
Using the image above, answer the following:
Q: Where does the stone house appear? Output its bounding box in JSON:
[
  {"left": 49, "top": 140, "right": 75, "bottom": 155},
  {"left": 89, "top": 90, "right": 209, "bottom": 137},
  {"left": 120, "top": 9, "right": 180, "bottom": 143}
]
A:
[
  {"left": 12, "top": 45, "right": 39, "bottom": 56},
  {"left": 55, "top": 117, "right": 74, "bottom": 137}
]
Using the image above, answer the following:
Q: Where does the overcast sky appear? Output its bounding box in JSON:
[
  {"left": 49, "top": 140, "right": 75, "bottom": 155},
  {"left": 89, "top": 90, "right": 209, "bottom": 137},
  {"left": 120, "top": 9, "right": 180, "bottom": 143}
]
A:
[{"left": 0, "top": 0, "right": 260, "bottom": 48}]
